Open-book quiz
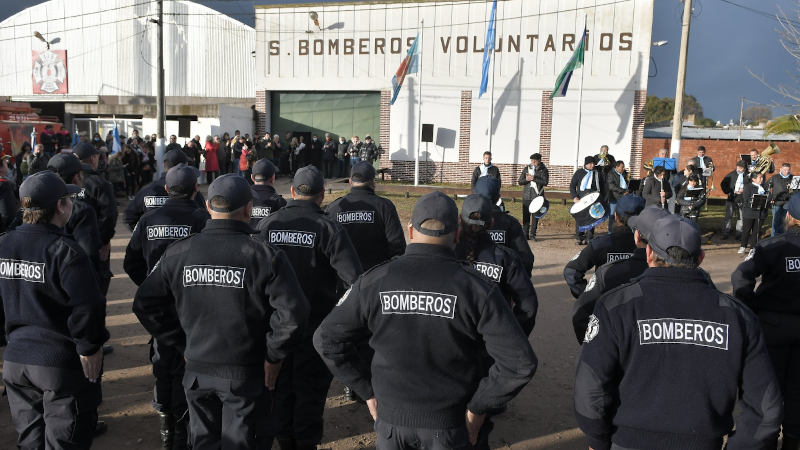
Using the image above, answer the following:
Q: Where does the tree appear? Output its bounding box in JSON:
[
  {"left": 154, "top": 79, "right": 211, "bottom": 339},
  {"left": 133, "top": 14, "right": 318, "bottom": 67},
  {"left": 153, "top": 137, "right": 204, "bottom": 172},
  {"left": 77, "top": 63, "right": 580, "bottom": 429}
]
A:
[
  {"left": 645, "top": 94, "right": 709, "bottom": 124},
  {"left": 742, "top": 105, "right": 772, "bottom": 123}
]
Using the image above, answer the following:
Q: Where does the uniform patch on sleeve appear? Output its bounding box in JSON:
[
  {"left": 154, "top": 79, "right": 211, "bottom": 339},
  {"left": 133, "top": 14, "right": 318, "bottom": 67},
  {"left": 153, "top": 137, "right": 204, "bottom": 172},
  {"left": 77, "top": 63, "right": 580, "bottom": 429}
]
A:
[
  {"left": 637, "top": 318, "right": 729, "bottom": 350},
  {"left": 583, "top": 314, "right": 599, "bottom": 343},
  {"left": 251, "top": 206, "right": 272, "bottom": 219},
  {"left": 488, "top": 230, "right": 506, "bottom": 244},
  {"left": 473, "top": 262, "right": 503, "bottom": 283},
  {"left": 584, "top": 274, "right": 596, "bottom": 292}
]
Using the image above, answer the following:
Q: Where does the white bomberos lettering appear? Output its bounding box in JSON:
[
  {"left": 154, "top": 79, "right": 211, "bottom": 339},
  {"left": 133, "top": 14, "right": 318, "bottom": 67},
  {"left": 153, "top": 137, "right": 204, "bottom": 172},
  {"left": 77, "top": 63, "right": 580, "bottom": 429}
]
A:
[
  {"left": 268, "top": 230, "right": 316, "bottom": 248},
  {"left": 182, "top": 265, "right": 246, "bottom": 288},
  {"left": 0, "top": 259, "right": 46, "bottom": 283},
  {"left": 607, "top": 252, "right": 633, "bottom": 263},
  {"left": 786, "top": 257, "right": 800, "bottom": 272},
  {"left": 379, "top": 291, "right": 457, "bottom": 319},
  {"left": 488, "top": 230, "right": 506, "bottom": 244},
  {"left": 147, "top": 225, "right": 192, "bottom": 240},
  {"left": 144, "top": 196, "right": 169, "bottom": 208},
  {"left": 637, "top": 318, "right": 729, "bottom": 350},
  {"left": 337, "top": 210, "right": 375, "bottom": 224},
  {"left": 473, "top": 262, "right": 503, "bottom": 283},
  {"left": 251, "top": 206, "right": 272, "bottom": 218}
]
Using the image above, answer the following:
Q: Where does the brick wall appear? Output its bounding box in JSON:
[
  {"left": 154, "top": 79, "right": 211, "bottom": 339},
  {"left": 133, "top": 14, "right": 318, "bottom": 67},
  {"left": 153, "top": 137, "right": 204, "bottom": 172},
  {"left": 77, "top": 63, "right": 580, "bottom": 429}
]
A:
[
  {"left": 629, "top": 90, "right": 646, "bottom": 179},
  {"left": 379, "top": 90, "right": 391, "bottom": 151},
  {"left": 643, "top": 137, "right": 800, "bottom": 198},
  {"left": 255, "top": 90, "right": 270, "bottom": 135},
  {"left": 539, "top": 91, "right": 552, "bottom": 164}
]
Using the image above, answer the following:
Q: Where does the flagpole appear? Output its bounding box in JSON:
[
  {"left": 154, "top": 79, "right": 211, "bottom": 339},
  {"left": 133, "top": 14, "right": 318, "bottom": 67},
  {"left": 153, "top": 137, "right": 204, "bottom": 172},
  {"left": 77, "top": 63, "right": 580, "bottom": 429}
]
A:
[
  {"left": 488, "top": 44, "right": 496, "bottom": 153},
  {"left": 573, "top": 18, "right": 587, "bottom": 171},
  {"left": 415, "top": 19, "right": 424, "bottom": 186}
]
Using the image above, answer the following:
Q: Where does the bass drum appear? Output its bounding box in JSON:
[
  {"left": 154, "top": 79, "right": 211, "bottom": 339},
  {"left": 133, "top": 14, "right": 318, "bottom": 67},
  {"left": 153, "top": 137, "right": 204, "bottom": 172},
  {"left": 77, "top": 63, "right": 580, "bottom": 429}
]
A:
[
  {"left": 570, "top": 192, "right": 608, "bottom": 232},
  {"left": 528, "top": 196, "right": 550, "bottom": 220}
]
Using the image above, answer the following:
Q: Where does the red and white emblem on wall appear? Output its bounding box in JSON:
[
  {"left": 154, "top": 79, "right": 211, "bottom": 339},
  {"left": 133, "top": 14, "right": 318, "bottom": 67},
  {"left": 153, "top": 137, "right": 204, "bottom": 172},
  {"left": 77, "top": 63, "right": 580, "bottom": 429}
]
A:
[{"left": 32, "top": 50, "right": 68, "bottom": 94}]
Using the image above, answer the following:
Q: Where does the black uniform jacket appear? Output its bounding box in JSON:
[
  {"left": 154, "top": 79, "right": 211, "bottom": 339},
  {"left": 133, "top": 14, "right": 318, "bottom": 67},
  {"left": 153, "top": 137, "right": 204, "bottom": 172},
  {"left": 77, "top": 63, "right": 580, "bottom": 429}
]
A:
[
  {"left": 563, "top": 228, "right": 636, "bottom": 298},
  {"left": 124, "top": 197, "right": 210, "bottom": 286},
  {"left": 0, "top": 224, "right": 109, "bottom": 370},
  {"left": 571, "top": 247, "right": 647, "bottom": 343},
  {"left": 313, "top": 243, "right": 537, "bottom": 429},
  {"left": 741, "top": 182, "right": 769, "bottom": 220},
  {"left": 66, "top": 198, "right": 103, "bottom": 278},
  {"left": 517, "top": 164, "right": 549, "bottom": 203},
  {"left": 123, "top": 174, "right": 206, "bottom": 231},
  {"left": 767, "top": 173, "right": 792, "bottom": 206},
  {"left": 575, "top": 267, "right": 781, "bottom": 450},
  {"left": 455, "top": 233, "right": 538, "bottom": 335},
  {"left": 257, "top": 199, "right": 363, "bottom": 326},
  {"left": 325, "top": 185, "right": 406, "bottom": 271},
  {"left": 133, "top": 219, "right": 309, "bottom": 380},
  {"left": 249, "top": 184, "right": 287, "bottom": 229},
  {"left": 80, "top": 169, "right": 117, "bottom": 243},
  {"left": 488, "top": 207, "right": 534, "bottom": 273},
  {"left": 0, "top": 178, "right": 18, "bottom": 233},
  {"left": 732, "top": 228, "right": 800, "bottom": 314}
]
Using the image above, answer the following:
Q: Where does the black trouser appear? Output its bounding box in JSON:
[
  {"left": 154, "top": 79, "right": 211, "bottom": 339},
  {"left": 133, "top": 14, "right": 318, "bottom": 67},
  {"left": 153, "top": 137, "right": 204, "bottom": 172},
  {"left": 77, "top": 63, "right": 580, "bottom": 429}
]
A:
[
  {"left": 521, "top": 200, "right": 539, "bottom": 238},
  {"left": 205, "top": 171, "right": 218, "bottom": 184},
  {"left": 760, "top": 311, "right": 800, "bottom": 438},
  {"left": 575, "top": 224, "right": 594, "bottom": 243},
  {"left": 740, "top": 217, "right": 762, "bottom": 248},
  {"left": 126, "top": 173, "right": 138, "bottom": 196},
  {"left": 375, "top": 418, "right": 492, "bottom": 450},
  {"left": 4, "top": 361, "right": 101, "bottom": 449},
  {"left": 182, "top": 370, "right": 266, "bottom": 449},
  {"left": 722, "top": 199, "right": 741, "bottom": 236},
  {"left": 151, "top": 338, "right": 187, "bottom": 416},
  {"left": 270, "top": 338, "right": 333, "bottom": 447},
  {"left": 322, "top": 159, "right": 336, "bottom": 178}
]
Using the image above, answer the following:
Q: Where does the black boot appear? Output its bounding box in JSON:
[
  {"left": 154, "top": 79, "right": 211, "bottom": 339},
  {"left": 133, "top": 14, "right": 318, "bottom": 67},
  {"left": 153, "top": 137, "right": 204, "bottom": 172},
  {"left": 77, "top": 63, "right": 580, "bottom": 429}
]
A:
[
  {"left": 783, "top": 435, "right": 800, "bottom": 450},
  {"left": 172, "top": 410, "right": 189, "bottom": 450},
  {"left": 277, "top": 437, "right": 296, "bottom": 450},
  {"left": 158, "top": 412, "right": 173, "bottom": 450}
]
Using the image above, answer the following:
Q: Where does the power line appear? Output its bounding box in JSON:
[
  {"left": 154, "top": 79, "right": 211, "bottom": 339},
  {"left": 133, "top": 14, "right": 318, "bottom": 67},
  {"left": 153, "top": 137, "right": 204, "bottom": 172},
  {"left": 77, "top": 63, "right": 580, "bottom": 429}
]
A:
[
  {"left": 0, "top": 16, "right": 144, "bottom": 44},
  {"left": 0, "top": 0, "right": 156, "bottom": 29},
  {"left": 717, "top": 0, "right": 800, "bottom": 28}
]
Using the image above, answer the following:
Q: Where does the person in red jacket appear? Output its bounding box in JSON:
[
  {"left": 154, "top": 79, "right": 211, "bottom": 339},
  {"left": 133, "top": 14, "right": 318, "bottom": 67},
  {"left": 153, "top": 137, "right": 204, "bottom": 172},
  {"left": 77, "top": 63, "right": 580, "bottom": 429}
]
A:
[{"left": 203, "top": 135, "right": 219, "bottom": 184}]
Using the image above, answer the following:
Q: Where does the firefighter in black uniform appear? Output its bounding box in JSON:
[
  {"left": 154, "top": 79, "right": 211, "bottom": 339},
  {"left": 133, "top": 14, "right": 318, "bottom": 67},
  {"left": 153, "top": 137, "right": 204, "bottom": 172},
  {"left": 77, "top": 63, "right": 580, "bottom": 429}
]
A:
[
  {"left": 571, "top": 205, "right": 667, "bottom": 344},
  {"left": 0, "top": 171, "right": 109, "bottom": 448},
  {"left": 456, "top": 193, "right": 538, "bottom": 335},
  {"left": 314, "top": 191, "right": 537, "bottom": 450},
  {"left": 256, "top": 165, "right": 363, "bottom": 450},
  {"left": 0, "top": 154, "right": 19, "bottom": 232},
  {"left": 124, "top": 164, "right": 210, "bottom": 450},
  {"left": 74, "top": 142, "right": 117, "bottom": 294},
  {"left": 133, "top": 174, "right": 310, "bottom": 449},
  {"left": 574, "top": 214, "right": 782, "bottom": 450},
  {"left": 473, "top": 175, "right": 534, "bottom": 273},
  {"left": 123, "top": 149, "right": 207, "bottom": 230},
  {"left": 563, "top": 194, "right": 645, "bottom": 298},
  {"left": 249, "top": 158, "right": 286, "bottom": 228},
  {"left": 733, "top": 193, "right": 800, "bottom": 450},
  {"left": 326, "top": 161, "right": 406, "bottom": 271},
  {"left": 324, "top": 161, "right": 406, "bottom": 401},
  {"left": 47, "top": 154, "right": 103, "bottom": 283}
]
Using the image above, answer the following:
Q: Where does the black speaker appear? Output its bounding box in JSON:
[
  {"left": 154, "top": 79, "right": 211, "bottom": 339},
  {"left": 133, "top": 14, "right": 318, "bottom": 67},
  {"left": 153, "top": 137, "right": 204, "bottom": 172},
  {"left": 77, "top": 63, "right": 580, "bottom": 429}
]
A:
[
  {"left": 178, "top": 119, "right": 191, "bottom": 138},
  {"left": 421, "top": 124, "right": 434, "bottom": 143}
]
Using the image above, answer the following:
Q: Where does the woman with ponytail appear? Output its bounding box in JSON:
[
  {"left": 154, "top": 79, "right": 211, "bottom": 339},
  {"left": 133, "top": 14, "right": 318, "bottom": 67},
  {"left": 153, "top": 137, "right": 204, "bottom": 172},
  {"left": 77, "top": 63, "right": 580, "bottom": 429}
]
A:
[{"left": 455, "top": 194, "right": 538, "bottom": 335}]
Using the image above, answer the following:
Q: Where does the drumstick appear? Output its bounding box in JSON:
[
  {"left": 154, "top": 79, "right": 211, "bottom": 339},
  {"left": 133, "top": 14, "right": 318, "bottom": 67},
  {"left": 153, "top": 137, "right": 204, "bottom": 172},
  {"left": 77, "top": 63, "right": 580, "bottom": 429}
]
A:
[{"left": 660, "top": 181, "right": 666, "bottom": 210}]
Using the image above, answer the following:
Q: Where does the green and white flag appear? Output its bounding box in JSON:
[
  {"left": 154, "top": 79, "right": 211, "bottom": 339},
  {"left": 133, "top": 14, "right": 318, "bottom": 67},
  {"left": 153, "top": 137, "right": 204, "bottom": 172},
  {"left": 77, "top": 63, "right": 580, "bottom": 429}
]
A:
[{"left": 550, "top": 29, "right": 587, "bottom": 99}]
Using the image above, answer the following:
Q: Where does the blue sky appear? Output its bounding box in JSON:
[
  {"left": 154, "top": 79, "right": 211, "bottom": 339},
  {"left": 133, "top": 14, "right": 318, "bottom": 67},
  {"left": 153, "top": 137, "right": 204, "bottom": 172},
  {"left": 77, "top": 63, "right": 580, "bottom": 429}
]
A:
[{"left": 2, "top": 0, "right": 797, "bottom": 122}]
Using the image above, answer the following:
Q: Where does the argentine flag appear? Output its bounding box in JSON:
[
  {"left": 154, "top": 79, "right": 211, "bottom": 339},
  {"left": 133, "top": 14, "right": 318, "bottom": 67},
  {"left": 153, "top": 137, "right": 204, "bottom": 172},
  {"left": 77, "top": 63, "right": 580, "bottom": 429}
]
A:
[{"left": 111, "top": 124, "right": 122, "bottom": 154}]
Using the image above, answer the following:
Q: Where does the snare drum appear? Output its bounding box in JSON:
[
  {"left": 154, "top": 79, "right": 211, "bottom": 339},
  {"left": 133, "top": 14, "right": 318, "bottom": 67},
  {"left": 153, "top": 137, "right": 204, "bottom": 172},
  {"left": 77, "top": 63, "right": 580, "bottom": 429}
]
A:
[
  {"left": 570, "top": 192, "right": 608, "bottom": 232},
  {"left": 528, "top": 196, "right": 549, "bottom": 220}
]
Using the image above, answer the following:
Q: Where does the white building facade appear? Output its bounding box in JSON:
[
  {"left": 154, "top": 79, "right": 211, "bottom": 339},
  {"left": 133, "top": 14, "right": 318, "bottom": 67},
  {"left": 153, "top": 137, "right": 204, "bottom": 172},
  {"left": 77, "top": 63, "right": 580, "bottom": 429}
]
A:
[
  {"left": 0, "top": 0, "right": 256, "bottom": 141},
  {"left": 255, "top": 0, "right": 654, "bottom": 185}
]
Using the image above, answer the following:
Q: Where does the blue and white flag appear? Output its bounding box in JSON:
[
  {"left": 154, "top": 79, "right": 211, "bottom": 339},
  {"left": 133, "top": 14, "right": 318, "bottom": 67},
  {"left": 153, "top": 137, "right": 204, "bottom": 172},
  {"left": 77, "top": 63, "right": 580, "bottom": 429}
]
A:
[
  {"left": 71, "top": 130, "right": 79, "bottom": 148},
  {"left": 390, "top": 33, "right": 419, "bottom": 105},
  {"left": 479, "top": 0, "right": 497, "bottom": 98},
  {"left": 30, "top": 130, "right": 36, "bottom": 149},
  {"left": 111, "top": 124, "right": 122, "bottom": 154}
]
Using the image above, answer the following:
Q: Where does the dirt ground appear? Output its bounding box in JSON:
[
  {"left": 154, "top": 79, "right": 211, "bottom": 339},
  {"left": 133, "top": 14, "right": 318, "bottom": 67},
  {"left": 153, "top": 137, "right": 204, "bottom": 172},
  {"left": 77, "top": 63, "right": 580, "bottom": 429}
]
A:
[{"left": 0, "top": 179, "right": 751, "bottom": 449}]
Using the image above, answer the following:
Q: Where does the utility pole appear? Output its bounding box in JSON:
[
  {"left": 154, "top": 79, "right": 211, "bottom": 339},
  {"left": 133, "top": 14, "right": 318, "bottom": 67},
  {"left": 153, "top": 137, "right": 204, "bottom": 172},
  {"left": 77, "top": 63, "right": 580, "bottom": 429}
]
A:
[
  {"left": 738, "top": 97, "right": 745, "bottom": 141},
  {"left": 670, "top": 0, "right": 693, "bottom": 158},
  {"left": 155, "top": 0, "right": 166, "bottom": 176}
]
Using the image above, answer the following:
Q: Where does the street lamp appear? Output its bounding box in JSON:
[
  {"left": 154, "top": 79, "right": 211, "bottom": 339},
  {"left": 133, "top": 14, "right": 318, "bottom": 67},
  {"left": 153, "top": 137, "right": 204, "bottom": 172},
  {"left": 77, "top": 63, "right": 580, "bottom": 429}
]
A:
[
  {"left": 309, "top": 11, "right": 321, "bottom": 30},
  {"left": 652, "top": 40, "right": 668, "bottom": 47},
  {"left": 33, "top": 31, "right": 49, "bottom": 49}
]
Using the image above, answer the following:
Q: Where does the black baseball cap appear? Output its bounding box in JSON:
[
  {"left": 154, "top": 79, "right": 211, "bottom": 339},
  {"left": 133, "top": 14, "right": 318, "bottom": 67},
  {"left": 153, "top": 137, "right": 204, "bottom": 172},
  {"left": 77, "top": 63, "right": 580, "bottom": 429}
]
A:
[
  {"left": 350, "top": 161, "right": 376, "bottom": 183},
  {"left": 473, "top": 176, "right": 501, "bottom": 203},
  {"left": 207, "top": 174, "right": 252, "bottom": 212},
  {"left": 627, "top": 205, "right": 671, "bottom": 241},
  {"left": 19, "top": 171, "right": 80, "bottom": 208},
  {"left": 163, "top": 149, "right": 188, "bottom": 167},
  {"left": 252, "top": 159, "right": 276, "bottom": 180},
  {"left": 584, "top": 156, "right": 596, "bottom": 165},
  {"left": 648, "top": 215, "right": 702, "bottom": 264},
  {"left": 615, "top": 194, "right": 646, "bottom": 219},
  {"left": 461, "top": 194, "right": 493, "bottom": 227},
  {"left": 47, "top": 153, "right": 92, "bottom": 177},
  {"left": 165, "top": 163, "right": 199, "bottom": 190},
  {"left": 73, "top": 142, "right": 99, "bottom": 160},
  {"left": 411, "top": 191, "right": 459, "bottom": 237},
  {"left": 788, "top": 193, "right": 800, "bottom": 221},
  {"left": 293, "top": 166, "right": 324, "bottom": 195}
]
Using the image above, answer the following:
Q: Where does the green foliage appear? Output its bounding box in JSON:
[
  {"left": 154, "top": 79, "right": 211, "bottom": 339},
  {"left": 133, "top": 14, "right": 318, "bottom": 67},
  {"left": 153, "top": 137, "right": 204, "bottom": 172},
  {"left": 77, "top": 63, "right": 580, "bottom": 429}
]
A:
[
  {"left": 742, "top": 105, "right": 772, "bottom": 123},
  {"left": 766, "top": 114, "right": 800, "bottom": 135},
  {"left": 645, "top": 94, "right": 709, "bottom": 124},
  {"left": 695, "top": 118, "right": 716, "bottom": 127}
]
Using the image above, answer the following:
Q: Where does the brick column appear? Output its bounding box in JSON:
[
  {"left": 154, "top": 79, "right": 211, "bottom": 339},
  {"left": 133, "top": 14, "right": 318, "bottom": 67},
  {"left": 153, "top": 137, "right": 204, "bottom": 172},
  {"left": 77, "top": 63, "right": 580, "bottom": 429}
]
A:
[
  {"left": 255, "top": 90, "right": 270, "bottom": 135},
  {"left": 459, "top": 91, "right": 472, "bottom": 163},
  {"left": 540, "top": 91, "right": 553, "bottom": 165},
  {"left": 379, "top": 90, "right": 391, "bottom": 152},
  {"left": 630, "top": 90, "right": 647, "bottom": 179}
]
